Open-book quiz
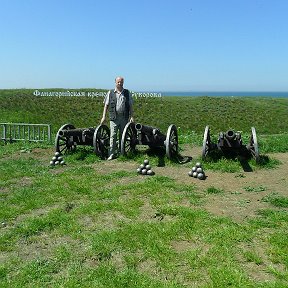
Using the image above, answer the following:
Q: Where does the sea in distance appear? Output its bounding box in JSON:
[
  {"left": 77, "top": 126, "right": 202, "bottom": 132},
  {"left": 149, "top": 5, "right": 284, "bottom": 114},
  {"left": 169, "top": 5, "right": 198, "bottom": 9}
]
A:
[{"left": 158, "top": 91, "right": 288, "bottom": 98}]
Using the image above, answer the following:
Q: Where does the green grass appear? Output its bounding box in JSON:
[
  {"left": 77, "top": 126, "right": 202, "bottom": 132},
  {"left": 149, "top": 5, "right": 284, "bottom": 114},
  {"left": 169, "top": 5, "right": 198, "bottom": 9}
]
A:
[
  {"left": 262, "top": 193, "right": 288, "bottom": 208},
  {"left": 0, "top": 143, "right": 288, "bottom": 287},
  {"left": 1, "top": 89, "right": 287, "bottom": 156},
  {"left": 206, "top": 187, "right": 224, "bottom": 194},
  {"left": 0, "top": 90, "right": 288, "bottom": 286},
  {"left": 1, "top": 89, "right": 288, "bottom": 136},
  {"left": 243, "top": 185, "right": 267, "bottom": 192},
  {"left": 259, "top": 134, "right": 288, "bottom": 153}
]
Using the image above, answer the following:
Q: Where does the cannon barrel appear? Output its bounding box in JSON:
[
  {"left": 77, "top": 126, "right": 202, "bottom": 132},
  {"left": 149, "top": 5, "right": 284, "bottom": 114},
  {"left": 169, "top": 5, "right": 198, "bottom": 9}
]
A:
[
  {"left": 59, "top": 129, "right": 83, "bottom": 137},
  {"left": 225, "top": 130, "right": 236, "bottom": 141},
  {"left": 135, "top": 123, "right": 160, "bottom": 136},
  {"left": 59, "top": 128, "right": 94, "bottom": 138}
]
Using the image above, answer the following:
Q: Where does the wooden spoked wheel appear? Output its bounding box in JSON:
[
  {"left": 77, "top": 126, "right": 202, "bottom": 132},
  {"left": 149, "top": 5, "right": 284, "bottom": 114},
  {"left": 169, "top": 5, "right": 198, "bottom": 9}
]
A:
[
  {"left": 202, "top": 125, "right": 211, "bottom": 159},
  {"left": 120, "top": 122, "right": 136, "bottom": 156},
  {"left": 249, "top": 127, "right": 260, "bottom": 163},
  {"left": 55, "top": 123, "right": 76, "bottom": 154},
  {"left": 93, "top": 124, "right": 110, "bottom": 159},
  {"left": 165, "top": 124, "right": 178, "bottom": 159}
]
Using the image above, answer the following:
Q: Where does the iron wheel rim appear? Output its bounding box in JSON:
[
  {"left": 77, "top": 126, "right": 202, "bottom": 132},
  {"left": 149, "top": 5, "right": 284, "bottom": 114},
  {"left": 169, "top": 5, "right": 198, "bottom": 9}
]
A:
[
  {"left": 249, "top": 127, "right": 260, "bottom": 163},
  {"left": 165, "top": 124, "right": 178, "bottom": 159},
  {"left": 202, "top": 125, "right": 211, "bottom": 159},
  {"left": 55, "top": 123, "right": 76, "bottom": 154},
  {"left": 121, "top": 122, "right": 136, "bottom": 155},
  {"left": 93, "top": 124, "right": 110, "bottom": 159}
]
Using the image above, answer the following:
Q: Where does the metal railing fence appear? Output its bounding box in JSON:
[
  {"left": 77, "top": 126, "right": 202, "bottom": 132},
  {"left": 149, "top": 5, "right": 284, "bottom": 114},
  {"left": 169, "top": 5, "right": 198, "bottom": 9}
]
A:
[{"left": 0, "top": 123, "right": 51, "bottom": 142}]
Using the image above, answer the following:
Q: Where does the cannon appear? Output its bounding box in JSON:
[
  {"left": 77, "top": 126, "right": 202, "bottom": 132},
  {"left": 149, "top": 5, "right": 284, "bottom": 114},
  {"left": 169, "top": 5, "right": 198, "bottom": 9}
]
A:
[
  {"left": 55, "top": 123, "right": 110, "bottom": 159},
  {"left": 120, "top": 122, "right": 178, "bottom": 160},
  {"left": 202, "top": 126, "right": 260, "bottom": 163}
]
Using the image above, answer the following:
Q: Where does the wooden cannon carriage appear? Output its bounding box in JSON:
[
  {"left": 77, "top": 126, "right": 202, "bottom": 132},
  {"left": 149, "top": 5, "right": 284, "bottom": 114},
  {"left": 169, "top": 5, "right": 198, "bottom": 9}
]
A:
[
  {"left": 120, "top": 122, "right": 178, "bottom": 160},
  {"left": 55, "top": 123, "right": 110, "bottom": 159},
  {"left": 55, "top": 122, "right": 180, "bottom": 161},
  {"left": 202, "top": 126, "right": 260, "bottom": 163}
]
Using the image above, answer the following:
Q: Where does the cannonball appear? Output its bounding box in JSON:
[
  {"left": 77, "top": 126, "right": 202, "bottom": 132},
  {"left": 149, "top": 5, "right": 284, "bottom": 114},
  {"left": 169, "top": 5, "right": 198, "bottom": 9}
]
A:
[
  {"left": 197, "top": 172, "right": 205, "bottom": 180},
  {"left": 55, "top": 151, "right": 60, "bottom": 157},
  {"left": 196, "top": 167, "right": 203, "bottom": 173},
  {"left": 141, "top": 169, "right": 147, "bottom": 175},
  {"left": 145, "top": 164, "right": 151, "bottom": 170},
  {"left": 54, "top": 161, "right": 60, "bottom": 165},
  {"left": 147, "top": 169, "right": 154, "bottom": 176},
  {"left": 52, "top": 156, "right": 57, "bottom": 161},
  {"left": 188, "top": 170, "right": 193, "bottom": 177},
  {"left": 58, "top": 156, "right": 63, "bottom": 161},
  {"left": 192, "top": 172, "right": 198, "bottom": 178},
  {"left": 136, "top": 167, "right": 142, "bottom": 174},
  {"left": 60, "top": 160, "right": 65, "bottom": 165},
  {"left": 192, "top": 166, "right": 197, "bottom": 172},
  {"left": 195, "top": 162, "right": 202, "bottom": 168},
  {"left": 143, "top": 159, "right": 149, "bottom": 165},
  {"left": 140, "top": 164, "right": 145, "bottom": 169},
  {"left": 49, "top": 160, "right": 55, "bottom": 166}
]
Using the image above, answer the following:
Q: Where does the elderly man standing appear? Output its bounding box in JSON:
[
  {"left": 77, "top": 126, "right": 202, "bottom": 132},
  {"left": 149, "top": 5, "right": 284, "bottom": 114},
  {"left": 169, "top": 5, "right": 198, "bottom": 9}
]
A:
[{"left": 100, "top": 76, "right": 134, "bottom": 160}]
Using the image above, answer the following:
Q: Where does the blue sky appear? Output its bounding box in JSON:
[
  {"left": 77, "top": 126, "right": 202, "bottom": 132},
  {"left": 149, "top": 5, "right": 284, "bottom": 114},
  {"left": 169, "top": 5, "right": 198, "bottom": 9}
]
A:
[{"left": 1, "top": 0, "right": 287, "bottom": 91}]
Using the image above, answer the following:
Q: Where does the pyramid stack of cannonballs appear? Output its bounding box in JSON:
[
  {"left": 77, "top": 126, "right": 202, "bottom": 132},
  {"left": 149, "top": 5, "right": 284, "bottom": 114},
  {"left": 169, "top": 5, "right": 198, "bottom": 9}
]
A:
[
  {"left": 137, "top": 159, "right": 154, "bottom": 176},
  {"left": 49, "top": 151, "right": 66, "bottom": 166},
  {"left": 188, "top": 162, "right": 205, "bottom": 180}
]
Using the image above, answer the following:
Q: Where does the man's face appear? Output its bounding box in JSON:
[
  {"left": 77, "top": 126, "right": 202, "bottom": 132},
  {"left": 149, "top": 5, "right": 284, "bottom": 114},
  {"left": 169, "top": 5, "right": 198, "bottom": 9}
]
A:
[{"left": 115, "top": 78, "right": 124, "bottom": 89}]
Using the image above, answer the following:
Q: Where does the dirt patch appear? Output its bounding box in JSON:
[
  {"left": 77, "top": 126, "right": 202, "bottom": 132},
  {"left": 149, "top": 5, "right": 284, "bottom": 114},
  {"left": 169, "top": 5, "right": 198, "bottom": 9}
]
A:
[
  {"left": 171, "top": 239, "right": 211, "bottom": 255},
  {"left": 92, "top": 160, "right": 137, "bottom": 174},
  {"left": 2, "top": 145, "right": 287, "bottom": 286},
  {"left": 79, "top": 211, "right": 131, "bottom": 231},
  {"left": 236, "top": 239, "right": 284, "bottom": 283},
  {"left": 15, "top": 234, "right": 77, "bottom": 262},
  {"left": 150, "top": 146, "right": 288, "bottom": 222},
  {"left": 4, "top": 145, "right": 287, "bottom": 224}
]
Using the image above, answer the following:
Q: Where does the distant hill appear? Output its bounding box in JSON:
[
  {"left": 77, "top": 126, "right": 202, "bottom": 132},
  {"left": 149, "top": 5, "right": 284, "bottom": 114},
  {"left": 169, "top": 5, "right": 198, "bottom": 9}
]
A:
[{"left": 1, "top": 89, "right": 287, "bottom": 135}]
